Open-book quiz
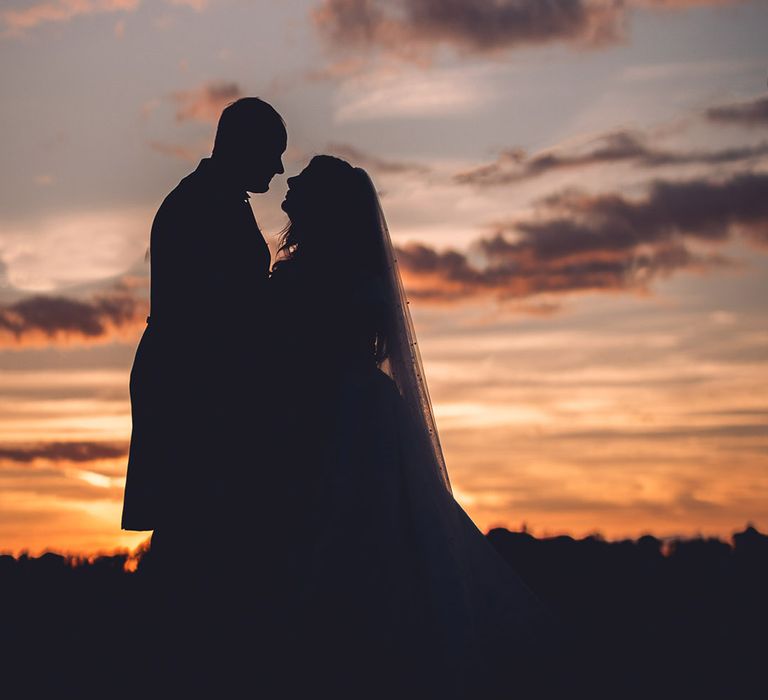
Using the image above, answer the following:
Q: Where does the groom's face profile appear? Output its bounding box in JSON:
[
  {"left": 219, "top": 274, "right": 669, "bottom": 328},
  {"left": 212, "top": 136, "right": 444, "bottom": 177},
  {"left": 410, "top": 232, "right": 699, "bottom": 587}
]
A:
[
  {"left": 241, "top": 133, "right": 287, "bottom": 193},
  {"left": 212, "top": 97, "right": 287, "bottom": 194}
]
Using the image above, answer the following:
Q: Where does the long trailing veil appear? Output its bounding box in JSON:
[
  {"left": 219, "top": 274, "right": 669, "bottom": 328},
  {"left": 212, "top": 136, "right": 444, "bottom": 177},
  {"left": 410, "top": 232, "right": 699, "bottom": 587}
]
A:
[
  {"left": 370, "top": 176, "right": 452, "bottom": 495},
  {"left": 358, "top": 172, "right": 555, "bottom": 692}
]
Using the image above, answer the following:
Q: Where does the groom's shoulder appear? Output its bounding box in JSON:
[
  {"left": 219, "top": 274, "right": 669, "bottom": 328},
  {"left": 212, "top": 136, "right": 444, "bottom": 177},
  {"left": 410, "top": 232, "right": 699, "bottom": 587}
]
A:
[
  {"left": 149, "top": 183, "right": 201, "bottom": 241},
  {"left": 170, "top": 167, "right": 209, "bottom": 199},
  {"left": 156, "top": 168, "right": 211, "bottom": 215}
]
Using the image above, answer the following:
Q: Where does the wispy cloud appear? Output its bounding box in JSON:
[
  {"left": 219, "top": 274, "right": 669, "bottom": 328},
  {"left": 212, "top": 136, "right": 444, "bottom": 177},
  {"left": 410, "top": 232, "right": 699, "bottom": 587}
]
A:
[
  {"left": 455, "top": 130, "right": 768, "bottom": 186},
  {"left": 1, "top": 0, "right": 211, "bottom": 35},
  {"left": 0, "top": 208, "right": 150, "bottom": 291},
  {"left": 634, "top": 0, "right": 744, "bottom": 8},
  {"left": 327, "top": 142, "right": 430, "bottom": 174},
  {"left": 1, "top": 0, "right": 139, "bottom": 35},
  {"left": 621, "top": 58, "right": 756, "bottom": 83},
  {"left": 333, "top": 66, "right": 495, "bottom": 122}
]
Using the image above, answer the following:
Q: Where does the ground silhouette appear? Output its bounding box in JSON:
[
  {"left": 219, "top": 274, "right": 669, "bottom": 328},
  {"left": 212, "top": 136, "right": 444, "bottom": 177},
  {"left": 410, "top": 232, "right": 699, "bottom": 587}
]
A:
[{"left": 1, "top": 526, "right": 765, "bottom": 698}]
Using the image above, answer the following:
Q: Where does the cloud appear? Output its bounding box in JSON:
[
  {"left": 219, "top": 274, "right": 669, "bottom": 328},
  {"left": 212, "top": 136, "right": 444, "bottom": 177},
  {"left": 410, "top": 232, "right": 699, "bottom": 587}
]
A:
[
  {"left": 327, "top": 142, "right": 429, "bottom": 174},
  {"left": 313, "top": 0, "right": 625, "bottom": 58},
  {"left": 0, "top": 258, "right": 11, "bottom": 290},
  {"left": 149, "top": 140, "right": 202, "bottom": 162},
  {"left": 1, "top": 0, "right": 139, "bottom": 35},
  {"left": 0, "top": 464, "right": 125, "bottom": 503},
  {"left": 706, "top": 95, "right": 768, "bottom": 128},
  {"left": 33, "top": 174, "right": 56, "bottom": 187},
  {"left": 0, "top": 441, "right": 128, "bottom": 463},
  {"left": 171, "top": 81, "right": 242, "bottom": 124},
  {"left": 0, "top": 283, "right": 147, "bottom": 348},
  {"left": 396, "top": 171, "right": 768, "bottom": 304},
  {"left": 166, "top": 0, "right": 208, "bottom": 10},
  {"left": 455, "top": 130, "right": 768, "bottom": 185}
]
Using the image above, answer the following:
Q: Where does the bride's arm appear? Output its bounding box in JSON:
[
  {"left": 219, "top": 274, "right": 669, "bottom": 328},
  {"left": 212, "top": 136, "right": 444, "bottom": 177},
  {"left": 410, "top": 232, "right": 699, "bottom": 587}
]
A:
[{"left": 334, "top": 273, "right": 388, "bottom": 365}]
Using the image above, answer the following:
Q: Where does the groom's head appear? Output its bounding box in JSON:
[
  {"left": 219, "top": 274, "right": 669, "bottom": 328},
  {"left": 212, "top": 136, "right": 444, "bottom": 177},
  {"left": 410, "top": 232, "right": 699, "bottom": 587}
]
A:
[{"left": 212, "top": 97, "right": 287, "bottom": 193}]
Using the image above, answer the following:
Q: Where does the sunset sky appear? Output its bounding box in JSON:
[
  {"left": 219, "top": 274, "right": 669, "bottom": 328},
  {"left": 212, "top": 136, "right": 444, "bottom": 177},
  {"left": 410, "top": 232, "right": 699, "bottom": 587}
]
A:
[{"left": 1, "top": 0, "right": 767, "bottom": 554}]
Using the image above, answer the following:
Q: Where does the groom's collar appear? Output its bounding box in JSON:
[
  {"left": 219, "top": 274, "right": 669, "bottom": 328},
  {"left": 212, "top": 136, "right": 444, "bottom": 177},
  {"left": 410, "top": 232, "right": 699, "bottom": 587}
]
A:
[{"left": 194, "top": 158, "right": 250, "bottom": 201}]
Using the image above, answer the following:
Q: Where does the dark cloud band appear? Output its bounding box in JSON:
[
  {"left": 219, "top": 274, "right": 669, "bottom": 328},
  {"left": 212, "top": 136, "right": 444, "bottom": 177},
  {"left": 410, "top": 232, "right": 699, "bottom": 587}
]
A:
[
  {"left": 397, "top": 171, "right": 768, "bottom": 304},
  {"left": 313, "top": 0, "right": 624, "bottom": 54},
  {"left": 312, "top": 0, "right": 744, "bottom": 58},
  {"left": 0, "top": 441, "right": 128, "bottom": 463},
  {"left": 706, "top": 95, "right": 768, "bottom": 128},
  {"left": 0, "top": 286, "right": 146, "bottom": 347}
]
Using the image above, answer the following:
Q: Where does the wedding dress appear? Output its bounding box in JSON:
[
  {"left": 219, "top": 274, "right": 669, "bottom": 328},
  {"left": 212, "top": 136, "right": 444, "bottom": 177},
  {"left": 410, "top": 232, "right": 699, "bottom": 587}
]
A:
[{"left": 267, "top": 175, "right": 555, "bottom": 699}]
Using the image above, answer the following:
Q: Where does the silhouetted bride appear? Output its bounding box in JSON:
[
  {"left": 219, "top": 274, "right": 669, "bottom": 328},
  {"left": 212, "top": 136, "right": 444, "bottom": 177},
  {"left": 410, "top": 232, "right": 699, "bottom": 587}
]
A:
[{"left": 269, "top": 156, "right": 555, "bottom": 699}]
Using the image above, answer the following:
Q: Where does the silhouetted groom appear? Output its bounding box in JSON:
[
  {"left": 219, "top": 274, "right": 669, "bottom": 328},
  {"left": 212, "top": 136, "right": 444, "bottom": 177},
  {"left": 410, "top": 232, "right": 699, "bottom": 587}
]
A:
[{"left": 122, "top": 98, "right": 286, "bottom": 539}]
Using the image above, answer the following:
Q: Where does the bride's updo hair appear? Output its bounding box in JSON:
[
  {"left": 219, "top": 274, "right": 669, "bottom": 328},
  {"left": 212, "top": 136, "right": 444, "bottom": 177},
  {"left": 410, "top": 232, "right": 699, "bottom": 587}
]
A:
[{"left": 277, "top": 155, "right": 384, "bottom": 275}]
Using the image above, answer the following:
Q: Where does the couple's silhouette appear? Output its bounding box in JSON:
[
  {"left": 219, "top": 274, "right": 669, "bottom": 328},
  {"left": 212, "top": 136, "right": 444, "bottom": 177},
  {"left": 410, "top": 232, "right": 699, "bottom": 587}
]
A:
[{"left": 122, "top": 98, "right": 556, "bottom": 698}]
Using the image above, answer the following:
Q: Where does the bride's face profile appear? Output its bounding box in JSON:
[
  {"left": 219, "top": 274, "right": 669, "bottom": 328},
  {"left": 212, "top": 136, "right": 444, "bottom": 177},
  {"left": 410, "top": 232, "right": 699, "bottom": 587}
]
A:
[
  {"left": 281, "top": 156, "right": 345, "bottom": 227},
  {"left": 278, "top": 155, "right": 381, "bottom": 270},
  {"left": 280, "top": 169, "right": 306, "bottom": 222}
]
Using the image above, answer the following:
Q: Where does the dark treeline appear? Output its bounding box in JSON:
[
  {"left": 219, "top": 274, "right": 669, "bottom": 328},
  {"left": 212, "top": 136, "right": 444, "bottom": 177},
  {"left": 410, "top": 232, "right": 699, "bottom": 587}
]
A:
[{"left": 1, "top": 526, "right": 766, "bottom": 699}]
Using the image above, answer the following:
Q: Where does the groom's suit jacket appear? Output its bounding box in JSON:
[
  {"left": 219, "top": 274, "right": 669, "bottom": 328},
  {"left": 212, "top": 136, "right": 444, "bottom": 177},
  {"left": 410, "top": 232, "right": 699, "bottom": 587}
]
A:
[{"left": 121, "top": 158, "right": 270, "bottom": 531}]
